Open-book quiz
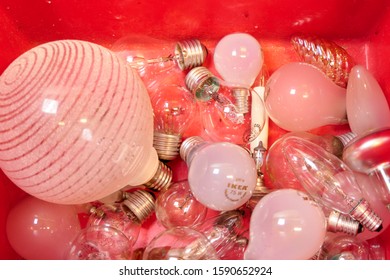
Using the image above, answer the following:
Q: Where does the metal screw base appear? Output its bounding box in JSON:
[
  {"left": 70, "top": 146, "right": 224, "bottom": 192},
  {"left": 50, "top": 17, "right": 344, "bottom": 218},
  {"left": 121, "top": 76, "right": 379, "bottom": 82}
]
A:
[
  {"left": 153, "top": 132, "right": 182, "bottom": 161},
  {"left": 175, "top": 39, "right": 208, "bottom": 70}
]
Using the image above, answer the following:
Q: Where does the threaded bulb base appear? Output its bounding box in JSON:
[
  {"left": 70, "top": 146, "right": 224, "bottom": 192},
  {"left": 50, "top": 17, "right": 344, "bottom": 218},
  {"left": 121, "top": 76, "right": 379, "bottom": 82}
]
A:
[
  {"left": 185, "top": 66, "right": 220, "bottom": 101},
  {"left": 121, "top": 190, "right": 155, "bottom": 224},
  {"left": 143, "top": 161, "right": 172, "bottom": 191},
  {"left": 153, "top": 132, "right": 182, "bottom": 161},
  {"left": 179, "top": 136, "right": 204, "bottom": 163},
  {"left": 246, "top": 175, "right": 271, "bottom": 210},
  {"left": 349, "top": 199, "right": 383, "bottom": 232},
  {"left": 232, "top": 88, "right": 250, "bottom": 114},
  {"left": 327, "top": 210, "right": 361, "bottom": 236},
  {"left": 336, "top": 132, "right": 357, "bottom": 147},
  {"left": 175, "top": 39, "right": 208, "bottom": 70}
]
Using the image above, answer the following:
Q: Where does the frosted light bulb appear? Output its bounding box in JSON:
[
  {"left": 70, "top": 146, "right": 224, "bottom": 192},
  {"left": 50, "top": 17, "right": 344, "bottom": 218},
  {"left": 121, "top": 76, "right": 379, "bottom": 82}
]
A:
[
  {"left": 282, "top": 136, "right": 383, "bottom": 232},
  {"left": 112, "top": 34, "right": 207, "bottom": 81},
  {"left": 180, "top": 136, "right": 257, "bottom": 211},
  {"left": 0, "top": 40, "right": 172, "bottom": 204},
  {"left": 143, "top": 227, "right": 219, "bottom": 260},
  {"left": 67, "top": 225, "right": 132, "bottom": 260},
  {"left": 155, "top": 180, "right": 208, "bottom": 229},
  {"left": 87, "top": 190, "right": 155, "bottom": 246},
  {"left": 264, "top": 62, "right": 347, "bottom": 132},
  {"left": 244, "top": 189, "right": 327, "bottom": 260},
  {"left": 6, "top": 195, "right": 81, "bottom": 259},
  {"left": 343, "top": 128, "right": 390, "bottom": 206},
  {"left": 151, "top": 84, "right": 196, "bottom": 161},
  {"left": 291, "top": 35, "right": 355, "bottom": 88},
  {"left": 265, "top": 131, "right": 356, "bottom": 191},
  {"left": 214, "top": 33, "right": 264, "bottom": 114},
  {"left": 346, "top": 65, "right": 390, "bottom": 136}
]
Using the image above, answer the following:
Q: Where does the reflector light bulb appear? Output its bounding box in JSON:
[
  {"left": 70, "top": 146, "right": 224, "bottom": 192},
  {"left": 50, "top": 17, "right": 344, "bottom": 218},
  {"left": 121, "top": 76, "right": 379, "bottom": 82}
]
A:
[
  {"left": 180, "top": 136, "right": 257, "bottom": 211},
  {"left": 282, "top": 136, "right": 383, "bottom": 232}
]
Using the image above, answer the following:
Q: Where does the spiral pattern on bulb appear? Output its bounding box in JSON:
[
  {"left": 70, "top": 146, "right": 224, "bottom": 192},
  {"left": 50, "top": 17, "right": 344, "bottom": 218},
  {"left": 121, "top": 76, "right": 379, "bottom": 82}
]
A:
[{"left": 0, "top": 40, "right": 154, "bottom": 204}]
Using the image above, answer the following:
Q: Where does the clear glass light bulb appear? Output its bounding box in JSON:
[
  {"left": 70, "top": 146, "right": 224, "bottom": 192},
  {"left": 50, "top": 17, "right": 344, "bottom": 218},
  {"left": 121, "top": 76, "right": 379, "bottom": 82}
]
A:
[
  {"left": 346, "top": 65, "right": 390, "bottom": 136},
  {"left": 66, "top": 225, "right": 132, "bottom": 260},
  {"left": 142, "top": 226, "right": 219, "bottom": 260},
  {"left": 6, "top": 195, "right": 81, "bottom": 260},
  {"left": 87, "top": 190, "right": 155, "bottom": 247},
  {"left": 151, "top": 84, "right": 196, "bottom": 160},
  {"left": 282, "top": 136, "right": 383, "bottom": 232},
  {"left": 155, "top": 180, "right": 208, "bottom": 229},
  {"left": 0, "top": 40, "right": 172, "bottom": 204},
  {"left": 244, "top": 189, "right": 327, "bottom": 260},
  {"left": 320, "top": 235, "right": 372, "bottom": 260},
  {"left": 264, "top": 62, "right": 347, "bottom": 132},
  {"left": 343, "top": 128, "right": 390, "bottom": 206},
  {"left": 180, "top": 136, "right": 257, "bottom": 211},
  {"left": 214, "top": 33, "right": 264, "bottom": 114},
  {"left": 265, "top": 131, "right": 356, "bottom": 191}
]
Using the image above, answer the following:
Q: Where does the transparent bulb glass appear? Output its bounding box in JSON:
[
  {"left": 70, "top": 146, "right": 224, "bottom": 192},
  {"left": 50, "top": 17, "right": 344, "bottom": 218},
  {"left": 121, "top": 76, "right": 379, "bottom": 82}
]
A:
[
  {"left": 264, "top": 62, "right": 347, "bottom": 132},
  {"left": 66, "top": 225, "right": 132, "bottom": 260},
  {"left": 142, "top": 227, "right": 219, "bottom": 260},
  {"left": 321, "top": 235, "right": 371, "bottom": 260},
  {"left": 155, "top": 180, "right": 208, "bottom": 229},
  {"left": 282, "top": 136, "right": 383, "bottom": 232}
]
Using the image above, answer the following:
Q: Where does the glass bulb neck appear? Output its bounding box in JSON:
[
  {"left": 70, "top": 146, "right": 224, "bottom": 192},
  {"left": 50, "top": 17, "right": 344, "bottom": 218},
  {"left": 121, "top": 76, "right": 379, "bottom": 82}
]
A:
[
  {"left": 349, "top": 199, "right": 383, "bottom": 232},
  {"left": 327, "top": 210, "right": 362, "bottom": 236},
  {"left": 121, "top": 190, "right": 155, "bottom": 224},
  {"left": 174, "top": 39, "right": 208, "bottom": 70},
  {"left": 179, "top": 136, "right": 206, "bottom": 164},
  {"left": 143, "top": 161, "right": 172, "bottom": 191},
  {"left": 153, "top": 132, "right": 182, "bottom": 161},
  {"left": 185, "top": 66, "right": 220, "bottom": 101}
]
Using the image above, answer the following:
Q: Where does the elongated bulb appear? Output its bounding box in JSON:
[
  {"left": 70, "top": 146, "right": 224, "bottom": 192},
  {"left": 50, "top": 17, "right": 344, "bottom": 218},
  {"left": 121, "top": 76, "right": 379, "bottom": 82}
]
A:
[
  {"left": 346, "top": 65, "right": 390, "bottom": 136},
  {"left": 180, "top": 136, "right": 257, "bottom": 211},
  {"left": 282, "top": 136, "right": 383, "bottom": 232},
  {"left": 264, "top": 62, "right": 347, "bottom": 132}
]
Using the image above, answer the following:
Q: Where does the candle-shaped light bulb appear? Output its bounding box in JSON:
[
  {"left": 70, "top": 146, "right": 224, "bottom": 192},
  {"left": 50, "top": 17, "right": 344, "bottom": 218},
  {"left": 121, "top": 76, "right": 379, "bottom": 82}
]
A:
[
  {"left": 180, "top": 136, "right": 257, "bottom": 211},
  {"left": 282, "top": 136, "right": 383, "bottom": 232},
  {"left": 151, "top": 84, "right": 196, "bottom": 161},
  {"left": 244, "top": 189, "right": 327, "bottom": 260},
  {"left": 264, "top": 62, "right": 347, "bottom": 132},
  {"left": 214, "top": 33, "right": 264, "bottom": 114},
  {"left": 0, "top": 40, "right": 172, "bottom": 204},
  {"left": 346, "top": 65, "right": 390, "bottom": 136}
]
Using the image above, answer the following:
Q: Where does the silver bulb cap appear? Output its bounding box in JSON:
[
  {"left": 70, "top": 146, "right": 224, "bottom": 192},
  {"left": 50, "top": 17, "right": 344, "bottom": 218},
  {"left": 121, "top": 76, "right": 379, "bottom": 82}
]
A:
[
  {"left": 185, "top": 66, "right": 220, "bottom": 101},
  {"left": 153, "top": 132, "right": 182, "bottom": 161},
  {"left": 232, "top": 88, "right": 250, "bottom": 114},
  {"left": 179, "top": 136, "right": 204, "bottom": 163},
  {"left": 143, "top": 161, "right": 172, "bottom": 191},
  {"left": 336, "top": 132, "right": 357, "bottom": 147},
  {"left": 121, "top": 190, "right": 155, "bottom": 224},
  {"left": 349, "top": 199, "right": 383, "bottom": 232},
  {"left": 175, "top": 39, "right": 208, "bottom": 70},
  {"left": 327, "top": 210, "right": 362, "bottom": 236}
]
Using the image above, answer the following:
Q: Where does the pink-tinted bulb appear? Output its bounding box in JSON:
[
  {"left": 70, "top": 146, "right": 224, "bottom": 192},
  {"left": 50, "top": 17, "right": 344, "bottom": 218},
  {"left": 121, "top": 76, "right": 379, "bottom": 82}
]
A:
[
  {"left": 346, "top": 65, "right": 390, "bottom": 136},
  {"left": 0, "top": 40, "right": 158, "bottom": 204},
  {"left": 6, "top": 195, "right": 81, "bottom": 259},
  {"left": 264, "top": 62, "right": 347, "bottom": 131},
  {"left": 244, "top": 189, "right": 327, "bottom": 260},
  {"left": 214, "top": 33, "right": 263, "bottom": 88},
  {"left": 155, "top": 180, "right": 207, "bottom": 229}
]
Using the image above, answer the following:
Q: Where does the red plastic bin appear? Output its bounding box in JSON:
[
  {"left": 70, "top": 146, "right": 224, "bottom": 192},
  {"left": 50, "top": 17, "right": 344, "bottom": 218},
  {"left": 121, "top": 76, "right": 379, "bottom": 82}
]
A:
[{"left": 0, "top": 0, "right": 390, "bottom": 260}]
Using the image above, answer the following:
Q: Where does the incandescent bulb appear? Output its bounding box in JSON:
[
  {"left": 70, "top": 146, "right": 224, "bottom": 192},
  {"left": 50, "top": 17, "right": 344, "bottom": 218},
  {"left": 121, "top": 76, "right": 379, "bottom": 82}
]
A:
[
  {"left": 244, "top": 189, "right": 327, "bottom": 260},
  {"left": 264, "top": 62, "right": 347, "bottom": 132},
  {"left": 180, "top": 136, "right": 257, "bottom": 211},
  {"left": 6, "top": 195, "right": 81, "bottom": 259},
  {"left": 346, "top": 65, "right": 390, "bottom": 136},
  {"left": 155, "top": 180, "right": 207, "bottom": 229},
  {"left": 214, "top": 33, "right": 264, "bottom": 114},
  {"left": 282, "top": 136, "right": 383, "bottom": 232},
  {"left": 151, "top": 84, "right": 196, "bottom": 161},
  {"left": 0, "top": 40, "right": 172, "bottom": 204}
]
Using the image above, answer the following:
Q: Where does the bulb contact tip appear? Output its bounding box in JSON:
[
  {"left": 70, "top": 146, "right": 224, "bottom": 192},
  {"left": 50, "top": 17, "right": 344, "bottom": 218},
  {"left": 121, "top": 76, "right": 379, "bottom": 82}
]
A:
[
  {"left": 175, "top": 39, "right": 208, "bottom": 70},
  {"left": 185, "top": 66, "right": 220, "bottom": 101},
  {"left": 143, "top": 161, "right": 172, "bottom": 191},
  {"left": 153, "top": 132, "right": 182, "bottom": 161}
]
